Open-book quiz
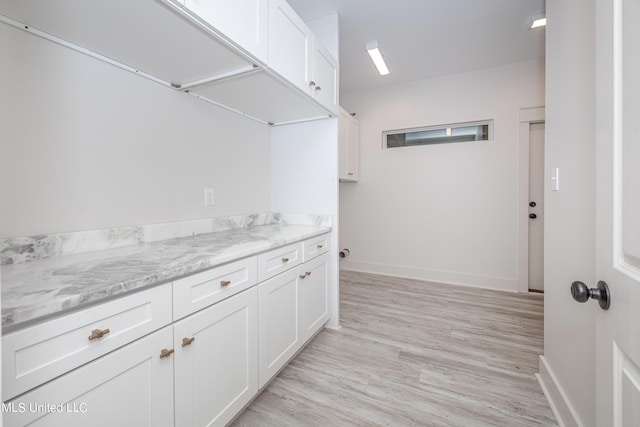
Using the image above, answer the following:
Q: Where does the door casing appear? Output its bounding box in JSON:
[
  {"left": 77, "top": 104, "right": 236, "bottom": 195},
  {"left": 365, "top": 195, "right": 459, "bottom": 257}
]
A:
[{"left": 518, "top": 106, "right": 546, "bottom": 293}]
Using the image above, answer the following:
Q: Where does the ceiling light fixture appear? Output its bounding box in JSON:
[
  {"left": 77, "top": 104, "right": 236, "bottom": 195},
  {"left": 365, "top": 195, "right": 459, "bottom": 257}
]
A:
[
  {"left": 529, "top": 12, "right": 546, "bottom": 29},
  {"left": 365, "top": 41, "right": 390, "bottom": 76}
]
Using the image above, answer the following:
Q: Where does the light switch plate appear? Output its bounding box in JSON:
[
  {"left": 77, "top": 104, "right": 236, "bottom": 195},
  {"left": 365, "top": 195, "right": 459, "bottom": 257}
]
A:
[
  {"left": 551, "top": 168, "right": 560, "bottom": 191},
  {"left": 203, "top": 188, "right": 215, "bottom": 206}
]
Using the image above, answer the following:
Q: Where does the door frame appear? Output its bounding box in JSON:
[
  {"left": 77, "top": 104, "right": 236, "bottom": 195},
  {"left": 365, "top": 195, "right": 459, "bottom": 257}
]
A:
[{"left": 518, "top": 106, "right": 546, "bottom": 293}]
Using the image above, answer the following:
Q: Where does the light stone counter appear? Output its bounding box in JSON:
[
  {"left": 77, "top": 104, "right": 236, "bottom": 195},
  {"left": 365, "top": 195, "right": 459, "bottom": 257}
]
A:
[{"left": 1, "top": 219, "right": 331, "bottom": 332}]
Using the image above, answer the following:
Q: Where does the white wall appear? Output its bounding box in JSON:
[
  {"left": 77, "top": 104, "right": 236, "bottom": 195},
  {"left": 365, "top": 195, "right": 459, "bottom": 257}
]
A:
[
  {"left": 538, "top": 0, "right": 597, "bottom": 425},
  {"left": 339, "top": 60, "right": 544, "bottom": 292},
  {"left": 271, "top": 119, "right": 340, "bottom": 327},
  {"left": 0, "top": 22, "right": 271, "bottom": 238}
]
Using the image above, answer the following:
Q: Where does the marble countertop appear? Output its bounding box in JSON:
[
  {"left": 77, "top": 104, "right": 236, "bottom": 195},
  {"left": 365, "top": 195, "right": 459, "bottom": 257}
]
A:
[{"left": 1, "top": 224, "right": 330, "bottom": 332}]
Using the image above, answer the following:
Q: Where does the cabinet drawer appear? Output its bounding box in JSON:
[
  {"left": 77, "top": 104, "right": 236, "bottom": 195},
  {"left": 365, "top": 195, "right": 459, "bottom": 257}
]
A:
[
  {"left": 257, "top": 242, "right": 303, "bottom": 282},
  {"left": 303, "top": 234, "right": 330, "bottom": 262},
  {"left": 4, "top": 326, "right": 174, "bottom": 427},
  {"left": 2, "top": 283, "right": 172, "bottom": 401},
  {"left": 173, "top": 257, "right": 258, "bottom": 320},
  {"left": 3, "top": 326, "right": 173, "bottom": 427}
]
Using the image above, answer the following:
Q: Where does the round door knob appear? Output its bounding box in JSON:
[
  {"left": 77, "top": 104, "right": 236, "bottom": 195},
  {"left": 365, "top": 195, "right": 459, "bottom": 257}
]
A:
[
  {"left": 529, "top": 213, "right": 537, "bottom": 219},
  {"left": 529, "top": 201, "right": 537, "bottom": 207},
  {"left": 571, "top": 280, "right": 611, "bottom": 310}
]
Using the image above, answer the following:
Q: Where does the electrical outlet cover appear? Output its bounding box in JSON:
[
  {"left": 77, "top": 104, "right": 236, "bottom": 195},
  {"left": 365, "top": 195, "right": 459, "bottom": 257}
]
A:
[{"left": 204, "top": 188, "right": 215, "bottom": 206}]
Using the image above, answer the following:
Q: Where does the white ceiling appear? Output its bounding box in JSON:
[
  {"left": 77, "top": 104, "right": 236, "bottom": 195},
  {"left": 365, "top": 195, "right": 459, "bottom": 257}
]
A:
[{"left": 287, "top": 0, "right": 546, "bottom": 95}]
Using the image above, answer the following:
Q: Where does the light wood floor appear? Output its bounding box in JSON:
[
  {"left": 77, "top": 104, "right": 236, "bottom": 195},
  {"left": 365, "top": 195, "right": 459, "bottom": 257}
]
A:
[{"left": 232, "top": 270, "right": 557, "bottom": 426}]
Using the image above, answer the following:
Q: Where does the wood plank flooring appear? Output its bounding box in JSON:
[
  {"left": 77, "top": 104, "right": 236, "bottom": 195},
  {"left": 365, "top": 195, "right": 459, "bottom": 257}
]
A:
[{"left": 232, "top": 270, "right": 557, "bottom": 426}]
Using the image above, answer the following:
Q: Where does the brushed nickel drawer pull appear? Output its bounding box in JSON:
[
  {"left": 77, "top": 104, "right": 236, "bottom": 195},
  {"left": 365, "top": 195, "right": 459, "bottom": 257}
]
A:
[
  {"left": 305, "top": 272, "right": 312, "bottom": 277},
  {"left": 317, "top": 244, "right": 324, "bottom": 249},
  {"left": 160, "top": 348, "right": 174, "bottom": 359},
  {"left": 282, "top": 257, "right": 290, "bottom": 263},
  {"left": 182, "top": 337, "right": 195, "bottom": 347},
  {"left": 299, "top": 274, "right": 307, "bottom": 279},
  {"left": 88, "top": 328, "right": 110, "bottom": 341},
  {"left": 220, "top": 280, "right": 231, "bottom": 287}
]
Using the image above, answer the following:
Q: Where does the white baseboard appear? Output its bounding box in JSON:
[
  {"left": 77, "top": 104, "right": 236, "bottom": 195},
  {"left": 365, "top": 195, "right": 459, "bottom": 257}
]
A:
[
  {"left": 537, "top": 355, "right": 585, "bottom": 427},
  {"left": 339, "top": 259, "right": 518, "bottom": 293}
]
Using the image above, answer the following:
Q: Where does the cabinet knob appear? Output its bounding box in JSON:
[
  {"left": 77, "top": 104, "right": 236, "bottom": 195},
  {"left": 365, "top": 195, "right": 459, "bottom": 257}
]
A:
[
  {"left": 88, "top": 328, "right": 110, "bottom": 341},
  {"left": 182, "top": 337, "right": 195, "bottom": 347},
  {"left": 315, "top": 86, "right": 322, "bottom": 92},
  {"left": 317, "top": 244, "right": 323, "bottom": 249},
  {"left": 282, "top": 257, "right": 290, "bottom": 263},
  {"left": 348, "top": 173, "right": 354, "bottom": 176},
  {"left": 308, "top": 81, "right": 316, "bottom": 87},
  {"left": 220, "top": 280, "right": 231, "bottom": 287},
  {"left": 299, "top": 274, "right": 307, "bottom": 279},
  {"left": 305, "top": 271, "right": 312, "bottom": 277},
  {"left": 160, "top": 348, "right": 174, "bottom": 359}
]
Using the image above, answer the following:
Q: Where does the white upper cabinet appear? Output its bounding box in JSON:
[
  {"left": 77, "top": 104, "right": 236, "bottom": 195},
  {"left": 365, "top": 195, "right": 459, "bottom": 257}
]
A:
[
  {"left": 310, "top": 40, "right": 338, "bottom": 114},
  {"left": 268, "top": 0, "right": 313, "bottom": 92},
  {"left": 339, "top": 107, "right": 359, "bottom": 181},
  {"left": 268, "top": 0, "right": 338, "bottom": 115},
  {"left": 182, "top": 0, "right": 269, "bottom": 64}
]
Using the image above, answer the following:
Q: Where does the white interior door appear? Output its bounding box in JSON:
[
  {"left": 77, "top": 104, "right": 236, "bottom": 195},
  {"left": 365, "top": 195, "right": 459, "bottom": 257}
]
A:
[
  {"left": 528, "top": 122, "right": 545, "bottom": 292},
  {"left": 595, "top": 0, "right": 640, "bottom": 424}
]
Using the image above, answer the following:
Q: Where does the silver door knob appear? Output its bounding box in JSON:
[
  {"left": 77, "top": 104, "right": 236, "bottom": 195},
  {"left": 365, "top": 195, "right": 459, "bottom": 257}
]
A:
[{"left": 571, "top": 280, "right": 610, "bottom": 310}]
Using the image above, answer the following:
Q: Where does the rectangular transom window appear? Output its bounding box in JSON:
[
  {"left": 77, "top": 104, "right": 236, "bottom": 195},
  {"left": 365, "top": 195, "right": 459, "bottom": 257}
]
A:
[{"left": 383, "top": 120, "right": 493, "bottom": 148}]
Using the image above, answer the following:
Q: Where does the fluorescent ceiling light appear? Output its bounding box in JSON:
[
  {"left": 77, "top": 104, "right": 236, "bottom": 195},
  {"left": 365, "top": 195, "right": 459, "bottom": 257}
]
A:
[
  {"left": 365, "top": 41, "right": 390, "bottom": 76},
  {"left": 529, "top": 12, "right": 546, "bottom": 29}
]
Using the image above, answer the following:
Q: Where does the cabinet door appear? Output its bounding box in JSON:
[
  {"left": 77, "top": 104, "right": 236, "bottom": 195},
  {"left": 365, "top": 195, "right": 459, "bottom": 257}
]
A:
[
  {"left": 183, "top": 0, "right": 269, "bottom": 63},
  {"left": 347, "top": 113, "right": 360, "bottom": 180},
  {"left": 339, "top": 107, "right": 351, "bottom": 180},
  {"left": 268, "top": 0, "right": 312, "bottom": 92},
  {"left": 258, "top": 268, "right": 301, "bottom": 388},
  {"left": 311, "top": 40, "right": 338, "bottom": 114},
  {"left": 339, "top": 107, "right": 360, "bottom": 182},
  {"left": 174, "top": 287, "right": 258, "bottom": 427},
  {"left": 3, "top": 326, "right": 174, "bottom": 427},
  {"left": 300, "top": 253, "right": 330, "bottom": 342}
]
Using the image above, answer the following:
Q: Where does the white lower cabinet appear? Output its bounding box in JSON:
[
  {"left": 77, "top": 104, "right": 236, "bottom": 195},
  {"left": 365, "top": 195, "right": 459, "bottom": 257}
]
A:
[
  {"left": 300, "top": 253, "right": 330, "bottom": 342},
  {"left": 2, "top": 283, "right": 173, "bottom": 402},
  {"left": 258, "top": 251, "right": 330, "bottom": 388},
  {"left": 3, "top": 234, "right": 330, "bottom": 426},
  {"left": 174, "top": 287, "right": 258, "bottom": 427},
  {"left": 4, "top": 326, "right": 175, "bottom": 427},
  {"left": 258, "top": 267, "right": 302, "bottom": 388}
]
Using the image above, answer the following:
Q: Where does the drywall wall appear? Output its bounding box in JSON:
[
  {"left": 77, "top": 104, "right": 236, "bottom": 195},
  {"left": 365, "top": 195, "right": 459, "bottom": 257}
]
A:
[
  {"left": 539, "top": 0, "right": 597, "bottom": 425},
  {"left": 271, "top": 119, "right": 340, "bottom": 327},
  {"left": 339, "top": 60, "right": 544, "bottom": 291},
  {"left": 0, "top": 22, "right": 271, "bottom": 238}
]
